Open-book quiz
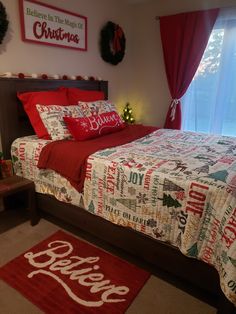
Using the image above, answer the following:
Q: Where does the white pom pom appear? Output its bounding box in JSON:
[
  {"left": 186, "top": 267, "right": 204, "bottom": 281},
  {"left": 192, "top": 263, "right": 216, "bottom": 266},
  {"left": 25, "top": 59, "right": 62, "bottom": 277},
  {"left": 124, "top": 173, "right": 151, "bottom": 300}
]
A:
[
  {"left": 31, "top": 73, "right": 38, "bottom": 78},
  {"left": 53, "top": 74, "right": 59, "bottom": 79},
  {"left": 98, "top": 77, "right": 102, "bottom": 81},
  {"left": 70, "top": 75, "right": 76, "bottom": 80},
  {"left": 83, "top": 75, "right": 89, "bottom": 80},
  {"left": 4, "top": 72, "right": 12, "bottom": 78}
]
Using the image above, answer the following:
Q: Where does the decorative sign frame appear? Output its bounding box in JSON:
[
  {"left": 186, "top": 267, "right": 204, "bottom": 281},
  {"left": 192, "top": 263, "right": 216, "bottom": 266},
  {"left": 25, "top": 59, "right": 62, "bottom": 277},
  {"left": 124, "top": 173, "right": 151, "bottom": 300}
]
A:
[{"left": 19, "top": 0, "right": 87, "bottom": 51}]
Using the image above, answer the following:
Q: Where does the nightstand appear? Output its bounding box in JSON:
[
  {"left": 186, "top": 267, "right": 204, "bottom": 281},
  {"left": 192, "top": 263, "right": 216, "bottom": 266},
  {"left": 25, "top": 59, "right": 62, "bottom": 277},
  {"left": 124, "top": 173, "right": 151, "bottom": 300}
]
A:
[{"left": 0, "top": 175, "right": 38, "bottom": 226}]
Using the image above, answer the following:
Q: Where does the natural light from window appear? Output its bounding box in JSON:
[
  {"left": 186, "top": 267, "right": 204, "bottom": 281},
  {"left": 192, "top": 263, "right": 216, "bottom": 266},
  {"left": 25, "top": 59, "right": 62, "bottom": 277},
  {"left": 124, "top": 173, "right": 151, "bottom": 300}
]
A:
[{"left": 182, "top": 14, "right": 236, "bottom": 137}]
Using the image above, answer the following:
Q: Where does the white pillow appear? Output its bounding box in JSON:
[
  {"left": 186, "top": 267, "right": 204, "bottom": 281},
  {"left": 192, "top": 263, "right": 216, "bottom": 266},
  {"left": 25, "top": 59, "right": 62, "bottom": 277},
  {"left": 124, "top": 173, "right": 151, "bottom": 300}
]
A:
[
  {"left": 78, "top": 100, "right": 117, "bottom": 117},
  {"left": 36, "top": 104, "right": 84, "bottom": 140}
]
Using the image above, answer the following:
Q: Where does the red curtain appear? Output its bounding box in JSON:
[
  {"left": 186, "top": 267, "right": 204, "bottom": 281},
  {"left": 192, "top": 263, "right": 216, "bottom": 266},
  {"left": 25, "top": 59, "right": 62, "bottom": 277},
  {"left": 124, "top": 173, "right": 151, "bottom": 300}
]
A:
[{"left": 160, "top": 9, "right": 219, "bottom": 129}]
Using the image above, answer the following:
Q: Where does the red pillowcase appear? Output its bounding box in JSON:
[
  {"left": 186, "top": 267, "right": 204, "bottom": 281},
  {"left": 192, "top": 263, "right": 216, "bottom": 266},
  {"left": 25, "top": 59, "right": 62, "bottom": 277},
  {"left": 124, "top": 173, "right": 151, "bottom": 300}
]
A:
[
  {"left": 17, "top": 90, "right": 69, "bottom": 139},
  {"left": 61, "top": 87, "right": 105, "bottom": 105},
  {"left": 64, "top": 111, "right": 125, "bottom": 141}
]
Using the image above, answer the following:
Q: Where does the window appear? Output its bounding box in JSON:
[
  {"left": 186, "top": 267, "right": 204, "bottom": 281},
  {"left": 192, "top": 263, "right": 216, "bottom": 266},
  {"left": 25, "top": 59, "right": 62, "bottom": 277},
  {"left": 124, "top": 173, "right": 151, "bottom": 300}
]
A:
[{"left": 182, "top": 9, "right": 236, "bottom": 136}]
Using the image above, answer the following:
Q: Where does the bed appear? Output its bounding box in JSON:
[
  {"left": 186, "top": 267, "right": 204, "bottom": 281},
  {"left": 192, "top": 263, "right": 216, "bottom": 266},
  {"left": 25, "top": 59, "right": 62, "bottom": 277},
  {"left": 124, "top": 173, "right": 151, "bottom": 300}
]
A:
[{"left": 0, "top": 77, "right": 235, "bottom": 314}]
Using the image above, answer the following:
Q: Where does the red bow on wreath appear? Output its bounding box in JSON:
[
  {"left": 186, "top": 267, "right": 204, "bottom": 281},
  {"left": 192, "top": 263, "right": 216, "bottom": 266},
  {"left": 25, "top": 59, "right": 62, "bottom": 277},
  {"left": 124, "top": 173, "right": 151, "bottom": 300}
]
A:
[{"left": 113, "top": 25, "right": 123, "bottom": 53}]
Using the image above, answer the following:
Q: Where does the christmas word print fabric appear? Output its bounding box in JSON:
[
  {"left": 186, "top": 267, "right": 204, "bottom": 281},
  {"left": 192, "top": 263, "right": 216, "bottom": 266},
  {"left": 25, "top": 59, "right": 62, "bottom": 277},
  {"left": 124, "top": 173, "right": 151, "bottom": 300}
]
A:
[
  {"left": 11, "top": 130, "right": 236, "bottom": 305},
  {"left": 11, "top": 136, "right": 82, "bottom": 206},
  {"left": 83, "top": 129, "right": 236, "bottom": 305}
]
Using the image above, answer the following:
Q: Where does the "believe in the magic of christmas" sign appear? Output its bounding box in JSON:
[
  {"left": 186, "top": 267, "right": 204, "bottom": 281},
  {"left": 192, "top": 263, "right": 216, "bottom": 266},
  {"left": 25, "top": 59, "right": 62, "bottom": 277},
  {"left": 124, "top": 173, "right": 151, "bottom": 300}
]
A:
[{"left": 19, "top": 0, "right": 87, "bottom": 51}]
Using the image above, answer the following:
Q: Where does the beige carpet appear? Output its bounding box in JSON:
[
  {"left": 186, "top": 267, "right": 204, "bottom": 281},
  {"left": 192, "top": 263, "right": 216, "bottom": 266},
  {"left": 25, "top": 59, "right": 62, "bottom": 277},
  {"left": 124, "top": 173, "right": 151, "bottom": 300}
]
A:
[{"left": 0, "top": 219, "right": 216, "bottom": 314}]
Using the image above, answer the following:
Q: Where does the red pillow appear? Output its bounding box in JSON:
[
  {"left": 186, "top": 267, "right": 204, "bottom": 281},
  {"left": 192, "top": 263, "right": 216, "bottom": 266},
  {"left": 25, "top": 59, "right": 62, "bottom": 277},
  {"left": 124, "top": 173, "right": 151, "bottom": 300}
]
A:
[
  {"left": 64, "top": 111, "right": 125, "bottom": 141},
  {"left": 17, "top": 89, "right": 69, "bottom": 139},
  {"left": 62, "top": 87, "right": 105, "bottom": 105}
]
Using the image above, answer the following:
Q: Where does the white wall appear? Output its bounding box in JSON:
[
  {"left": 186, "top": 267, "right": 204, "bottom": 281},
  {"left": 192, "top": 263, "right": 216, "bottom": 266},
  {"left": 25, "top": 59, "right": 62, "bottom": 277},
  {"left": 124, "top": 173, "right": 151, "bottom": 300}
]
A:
[
  {"left": 0, "top": 0, "right": 134, "bottom": 151},
  {"left": 1, "top": 0, "right": 236, "bottom": 144},
  {"left": 0, "top": 0, "right": 132, "bottom": 107}
]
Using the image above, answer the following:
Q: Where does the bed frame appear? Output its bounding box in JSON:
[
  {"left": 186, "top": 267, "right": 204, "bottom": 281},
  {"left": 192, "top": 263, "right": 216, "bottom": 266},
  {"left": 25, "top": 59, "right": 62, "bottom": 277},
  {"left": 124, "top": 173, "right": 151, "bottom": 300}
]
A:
[{"left": 0, "top": 77, "right": 235, "bottom": 314}]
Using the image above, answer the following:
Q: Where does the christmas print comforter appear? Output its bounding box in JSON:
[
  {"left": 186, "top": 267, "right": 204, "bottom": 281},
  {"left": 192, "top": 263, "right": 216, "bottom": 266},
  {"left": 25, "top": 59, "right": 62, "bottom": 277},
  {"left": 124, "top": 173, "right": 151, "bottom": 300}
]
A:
[
  {"left": 11, "top": 129, "right": 236, "bottom": 305},
  {"left": 11, "top": 136, "right": 83, "bottom": 206},
  {"left": 37, "top": 125, "right": 158, "bottom": 193},
  {"left": 82, "top": 129, "right": 236, "bottom": 305}
]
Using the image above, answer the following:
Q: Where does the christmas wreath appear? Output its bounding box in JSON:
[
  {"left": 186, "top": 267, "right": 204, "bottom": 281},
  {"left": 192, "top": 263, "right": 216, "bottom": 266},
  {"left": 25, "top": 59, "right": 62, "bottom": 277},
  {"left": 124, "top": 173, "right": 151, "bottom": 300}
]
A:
[
  {"left": 100, "top": 21, "right": 126, "bottom": 65},
  {"left": 0, "top": 2, "right": 8, "bottom": 44}
]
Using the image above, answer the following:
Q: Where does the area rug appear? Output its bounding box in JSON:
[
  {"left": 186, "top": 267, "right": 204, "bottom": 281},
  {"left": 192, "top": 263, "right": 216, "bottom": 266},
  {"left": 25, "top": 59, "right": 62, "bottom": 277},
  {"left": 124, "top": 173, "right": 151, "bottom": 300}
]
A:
[{"left": 0, "top": 230, "right": 150, "bottom": 313}]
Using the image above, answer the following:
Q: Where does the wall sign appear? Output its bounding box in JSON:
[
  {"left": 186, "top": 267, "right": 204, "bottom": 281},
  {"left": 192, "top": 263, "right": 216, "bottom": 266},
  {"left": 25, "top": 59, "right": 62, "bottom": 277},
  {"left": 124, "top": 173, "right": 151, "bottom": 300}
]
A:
[{"left": 19, "top": 0, "right": 87, "bottom": 51}]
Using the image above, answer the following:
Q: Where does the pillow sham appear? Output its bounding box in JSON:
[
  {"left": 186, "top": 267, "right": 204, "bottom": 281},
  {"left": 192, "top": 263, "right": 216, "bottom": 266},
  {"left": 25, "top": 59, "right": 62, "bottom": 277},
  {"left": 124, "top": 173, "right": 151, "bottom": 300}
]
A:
[
  {"left": 78, "top": 100, "right": 117, "bottom": 117},
  {"left": 17, "top": 89, "right": 69, "bottom": 139},
  {"left": 61, "top": 87, "right": 105, "bottom": 105},
  {"left": 36, "top": 104, "right": 84, "bottom": 140},
  {"left": 63, "top": 111, "right": 126, "bottom": 141}
]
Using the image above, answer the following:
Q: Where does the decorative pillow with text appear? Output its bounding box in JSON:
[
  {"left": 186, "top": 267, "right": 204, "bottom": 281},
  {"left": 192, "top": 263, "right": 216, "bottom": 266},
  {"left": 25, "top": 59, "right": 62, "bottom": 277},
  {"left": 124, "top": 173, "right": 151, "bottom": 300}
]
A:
[
  {"left": 78, "top": 100, "right": 117, "bottom": 117},
  {"left": 63, "top": 111, "right": 125, "bottom": 141},
  {"left": 36, "top": 104, "right": 84, "bottom": 140}
]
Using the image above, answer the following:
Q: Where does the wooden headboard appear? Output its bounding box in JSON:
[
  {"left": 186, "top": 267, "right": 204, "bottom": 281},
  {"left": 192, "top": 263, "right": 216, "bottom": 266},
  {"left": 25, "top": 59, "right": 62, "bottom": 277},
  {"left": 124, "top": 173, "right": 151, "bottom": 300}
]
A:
[{"left": 0, "top": 78, "right": 108, "bottom": 159}]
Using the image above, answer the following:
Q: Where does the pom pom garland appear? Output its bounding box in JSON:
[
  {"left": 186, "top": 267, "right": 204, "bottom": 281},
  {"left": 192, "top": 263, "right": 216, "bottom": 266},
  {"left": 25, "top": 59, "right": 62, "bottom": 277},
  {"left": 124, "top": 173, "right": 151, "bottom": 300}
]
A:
[
  {"left": 18, "top": 73, "right": 25, "bottom": 79},
  {"left": 0, "top": 72, "right": 103, "bottom": 81}
]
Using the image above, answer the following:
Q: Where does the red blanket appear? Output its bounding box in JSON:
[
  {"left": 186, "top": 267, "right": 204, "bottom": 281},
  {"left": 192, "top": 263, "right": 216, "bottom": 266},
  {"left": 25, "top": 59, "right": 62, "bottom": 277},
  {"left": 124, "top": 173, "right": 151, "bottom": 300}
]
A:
[{"left": 37, "top": 124, "right": 158, "bottom": 192}]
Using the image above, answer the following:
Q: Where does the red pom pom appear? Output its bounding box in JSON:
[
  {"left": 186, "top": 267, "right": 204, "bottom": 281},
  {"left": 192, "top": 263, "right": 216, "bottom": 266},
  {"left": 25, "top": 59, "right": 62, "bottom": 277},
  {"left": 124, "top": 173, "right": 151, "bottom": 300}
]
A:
[
  {"left": 18, "top": 73, "right": 25, "bottom": 79},
  {"left": 89, "top": 76, "right": 95, "bottom": 81},
  {"left": 76, "top": 75, "right": 83, "bottom": 80},
  {"left": 62, "top": 75, "right": 68, "bottom": 80},
  {"left": 41, "top": 74, "right": 48, "bottom": 79}
]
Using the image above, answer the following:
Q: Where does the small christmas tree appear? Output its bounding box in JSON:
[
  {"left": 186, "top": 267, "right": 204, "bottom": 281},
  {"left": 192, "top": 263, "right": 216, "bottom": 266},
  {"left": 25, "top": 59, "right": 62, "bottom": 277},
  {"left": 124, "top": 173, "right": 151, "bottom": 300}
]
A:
[
  {"left": 122, "top": 103, "right": 135, "bottom": 124},
  {"left": 208, "top": 170, "right": 228, "bottom": 183},
  {"left": 88, "top": 200, "right": 95, "bottom": 213},
  {"left": 116, "top": 198, "right": 136, "bottom": 211},
  {"left": 158, "top": 193, "right": 181, "bottom": 208},
  {"left": 187, "top": 243, "right": 199, "bottom": 257},
  {"left": 229, "top": 257, "right": 236, "bottom": 267},
  {"left": 161, "top": 179, "right": 184, "bottom": 192}
]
